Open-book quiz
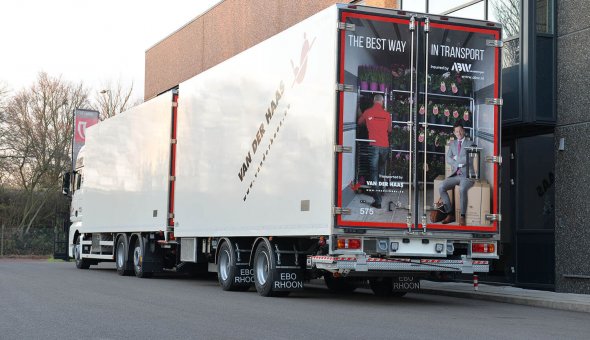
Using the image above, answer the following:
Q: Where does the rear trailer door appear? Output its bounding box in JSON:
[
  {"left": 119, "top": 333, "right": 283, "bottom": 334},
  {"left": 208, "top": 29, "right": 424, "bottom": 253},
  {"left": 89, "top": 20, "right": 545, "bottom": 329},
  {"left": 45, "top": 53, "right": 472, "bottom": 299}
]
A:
[{"left": 336, "top": 8, "right": 501, "bottom": 234}]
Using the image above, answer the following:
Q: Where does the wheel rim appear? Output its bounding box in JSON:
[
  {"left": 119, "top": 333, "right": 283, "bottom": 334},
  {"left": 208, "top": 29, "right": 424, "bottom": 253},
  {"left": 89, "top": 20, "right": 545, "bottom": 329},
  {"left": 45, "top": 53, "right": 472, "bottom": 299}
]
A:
[
  {"left": 255, "top": 250, "right": 270, "bottom": 285},
  {"left": 116, "top": 241, "right": 125, "bottom": 268},
  {"left": 75, "top": 244, "right": 81, "bottom": 262},
  {"left": 133, "top": 245, "right": 141, "bottom": 272},
  {"left": 219, "top": 249, "right": 230, "bottom": 281}
]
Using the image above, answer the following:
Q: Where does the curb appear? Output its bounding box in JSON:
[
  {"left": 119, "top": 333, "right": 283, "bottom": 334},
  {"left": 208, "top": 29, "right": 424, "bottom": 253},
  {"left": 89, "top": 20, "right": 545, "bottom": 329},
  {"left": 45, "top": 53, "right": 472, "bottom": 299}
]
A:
[{"left": 418, "top": 288, "right": 590, "bottom": 313}]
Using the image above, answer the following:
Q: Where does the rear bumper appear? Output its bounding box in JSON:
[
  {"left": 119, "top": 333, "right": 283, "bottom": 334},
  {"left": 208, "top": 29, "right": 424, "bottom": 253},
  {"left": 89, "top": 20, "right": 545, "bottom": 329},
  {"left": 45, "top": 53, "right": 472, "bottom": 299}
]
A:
[{"left": 309, "top": 255, "right": 489, "bottom": 274}]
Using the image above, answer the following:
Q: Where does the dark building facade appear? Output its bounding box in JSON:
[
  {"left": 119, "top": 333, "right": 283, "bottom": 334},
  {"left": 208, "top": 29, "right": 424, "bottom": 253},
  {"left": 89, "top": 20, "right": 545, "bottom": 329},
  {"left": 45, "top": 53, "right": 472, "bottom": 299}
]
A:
[{"left": 555, "top": 0, "right": 590, "bottom": 294}]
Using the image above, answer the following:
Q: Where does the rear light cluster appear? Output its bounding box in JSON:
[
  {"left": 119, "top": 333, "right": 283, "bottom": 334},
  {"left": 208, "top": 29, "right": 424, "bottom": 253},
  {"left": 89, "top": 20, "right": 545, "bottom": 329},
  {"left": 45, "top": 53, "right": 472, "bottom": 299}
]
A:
[
  {"left": 337, "top": 238, "right": 361, "bottom": 250},
  {"left": 472, "top": 242, "right": 495, "bottom": 253}
]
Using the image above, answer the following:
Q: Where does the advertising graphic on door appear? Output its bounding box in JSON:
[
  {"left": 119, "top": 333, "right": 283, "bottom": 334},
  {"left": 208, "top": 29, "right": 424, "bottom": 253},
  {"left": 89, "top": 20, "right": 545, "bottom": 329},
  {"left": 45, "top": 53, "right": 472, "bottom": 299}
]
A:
[{"left": 337, "top": 11, "right": 500, "bottom": 232}]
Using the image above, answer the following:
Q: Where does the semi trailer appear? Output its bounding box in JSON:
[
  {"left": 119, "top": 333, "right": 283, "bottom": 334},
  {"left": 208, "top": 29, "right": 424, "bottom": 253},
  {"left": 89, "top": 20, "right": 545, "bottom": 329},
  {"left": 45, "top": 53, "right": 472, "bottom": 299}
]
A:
[{"left": 63, "top": 4, "right": 503, "bottom": 297}]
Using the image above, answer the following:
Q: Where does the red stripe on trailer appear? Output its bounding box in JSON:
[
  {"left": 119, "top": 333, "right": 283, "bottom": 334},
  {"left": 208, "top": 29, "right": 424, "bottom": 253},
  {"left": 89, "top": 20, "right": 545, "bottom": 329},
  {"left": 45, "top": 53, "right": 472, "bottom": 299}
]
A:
[{"left": 168, "top": 93, "right": 178, "bottom": 227}]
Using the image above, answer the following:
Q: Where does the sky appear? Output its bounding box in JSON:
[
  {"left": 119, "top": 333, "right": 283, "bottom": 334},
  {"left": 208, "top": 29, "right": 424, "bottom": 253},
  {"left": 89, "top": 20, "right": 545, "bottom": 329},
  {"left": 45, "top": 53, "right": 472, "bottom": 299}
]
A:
[{"left": 0, "top": 0, "right": 221, "bottom": 100}]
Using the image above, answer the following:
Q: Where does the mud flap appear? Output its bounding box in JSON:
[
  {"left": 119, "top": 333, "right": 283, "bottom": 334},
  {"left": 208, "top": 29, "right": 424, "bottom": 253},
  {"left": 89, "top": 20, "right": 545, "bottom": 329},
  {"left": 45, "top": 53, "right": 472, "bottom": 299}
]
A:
[
  {"left": 233, "top": 264, "right": 255, "bottom": 285},
  {"left": 271, "top": 268, "right": 304, "bottom": 292},
  {"left": 140, "top": 237, "right": 163, "bottom": 273},
  {"left": 392, "top": 275, "right": 421, "bottom": 292}
]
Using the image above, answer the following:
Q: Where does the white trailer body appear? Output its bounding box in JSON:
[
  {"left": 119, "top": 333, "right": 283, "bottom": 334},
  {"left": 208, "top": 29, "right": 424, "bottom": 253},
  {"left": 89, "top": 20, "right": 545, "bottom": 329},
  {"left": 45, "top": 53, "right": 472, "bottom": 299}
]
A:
[
  {"left": 81, "top": 92, "right": 174, "bottom": 233},
  {"left": 66, "top": 5, "right": 503, "bottom": 296},
  {"left": 174, "top": 6, "right": 337, "bottom": 237}
]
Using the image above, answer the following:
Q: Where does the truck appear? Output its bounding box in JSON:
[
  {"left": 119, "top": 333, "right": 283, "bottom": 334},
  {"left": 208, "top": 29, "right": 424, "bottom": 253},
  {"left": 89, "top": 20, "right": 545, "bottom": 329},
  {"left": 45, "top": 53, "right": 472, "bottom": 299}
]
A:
[{"left": 63, "top": 4, "right": 503, "bottom": 297}]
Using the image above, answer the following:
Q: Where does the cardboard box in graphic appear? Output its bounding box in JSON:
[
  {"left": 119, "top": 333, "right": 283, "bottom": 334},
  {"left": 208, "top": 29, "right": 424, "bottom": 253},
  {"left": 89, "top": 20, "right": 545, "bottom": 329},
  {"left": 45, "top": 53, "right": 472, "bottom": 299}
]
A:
[{"left": 454, "top": 180, "right": 491, "bottom": 225}]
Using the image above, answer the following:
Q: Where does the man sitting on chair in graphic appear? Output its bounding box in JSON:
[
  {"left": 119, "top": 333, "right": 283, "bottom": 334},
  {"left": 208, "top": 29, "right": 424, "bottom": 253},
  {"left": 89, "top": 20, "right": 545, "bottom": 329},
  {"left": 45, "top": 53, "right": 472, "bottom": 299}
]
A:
[{"left": 439, "top": 122, "right": 474, "bottom": 226}]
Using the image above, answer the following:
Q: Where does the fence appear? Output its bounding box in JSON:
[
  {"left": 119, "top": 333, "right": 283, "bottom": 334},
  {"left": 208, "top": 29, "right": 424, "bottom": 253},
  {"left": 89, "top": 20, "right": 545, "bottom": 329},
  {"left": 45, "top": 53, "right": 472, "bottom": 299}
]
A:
[{"left": 0, "top": 225, "right": 63, "bottom": 256}]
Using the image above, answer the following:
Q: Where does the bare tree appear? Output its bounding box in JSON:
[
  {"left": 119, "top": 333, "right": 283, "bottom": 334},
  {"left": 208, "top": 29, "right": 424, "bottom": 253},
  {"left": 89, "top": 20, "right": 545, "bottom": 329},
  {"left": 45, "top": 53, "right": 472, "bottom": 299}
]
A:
[
  {"left": 0, "top": 72, "right": 90, "bottom": 233},
  {"left": 94, "top": 80, "right": 141, "bottom": 120},
  {"left": 490, "top": 0, "right": 520, "bottom": 39},
  {"left": 490, "top": 0, "right": 520, "bottom": 67}
]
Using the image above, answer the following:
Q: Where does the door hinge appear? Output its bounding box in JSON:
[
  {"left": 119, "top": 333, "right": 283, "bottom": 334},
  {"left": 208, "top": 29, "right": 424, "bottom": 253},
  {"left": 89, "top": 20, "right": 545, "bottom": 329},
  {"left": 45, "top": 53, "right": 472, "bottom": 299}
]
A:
[
  {"left": 171, "top": 138, "right": 177, "bottom": 144},
  {"left": 336, "top": 83, "right": 355, "bottom": 92},
  {"left": 333, "top": 207, "right": 351, "bottom": 215},
  {"left": 169, "top": 176, "right": 176, "bottom": 181},
  {"left": 485, "top": 155, "right": 502, "bottom": 165},
  {"left": 485, "top": 98, "right": 503, "bottom": 106},
  {"left": 172, "top": 102, "right": 178, "bottom": 108},
  {"left": 334, "top": 145, "right": 352, "bottom": 153},
  {"left": 485, "top": 214, "right": 501, "bottom": 222},
  {"left": 486, "top": 39, "right": 504, "bottom": 47},
  {"left": 168, "top": 213, "right": 175, "bottom": 219},
  {"left": 409, "top": 16, "right": 416, "bottom": 31},
  {"left": 337, "top": 22, "right": 355, "bottom": 31}
]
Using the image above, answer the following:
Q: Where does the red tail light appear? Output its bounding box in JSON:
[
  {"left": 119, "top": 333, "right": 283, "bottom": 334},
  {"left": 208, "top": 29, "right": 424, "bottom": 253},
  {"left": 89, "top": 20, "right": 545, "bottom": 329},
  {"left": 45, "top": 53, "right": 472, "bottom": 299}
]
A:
[
  {"left": 472, "top": 243, "right": 495, "bottom": 253},
  {"left": 337, "top": 238, "right": 361, "bottom": 250}
]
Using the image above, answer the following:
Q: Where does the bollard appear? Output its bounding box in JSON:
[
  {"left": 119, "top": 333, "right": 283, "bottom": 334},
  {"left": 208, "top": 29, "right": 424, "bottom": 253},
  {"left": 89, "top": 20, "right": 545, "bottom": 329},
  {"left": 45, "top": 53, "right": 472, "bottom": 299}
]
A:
[{"left": 473, "top": 274, "right": 479, "bottom": 291}]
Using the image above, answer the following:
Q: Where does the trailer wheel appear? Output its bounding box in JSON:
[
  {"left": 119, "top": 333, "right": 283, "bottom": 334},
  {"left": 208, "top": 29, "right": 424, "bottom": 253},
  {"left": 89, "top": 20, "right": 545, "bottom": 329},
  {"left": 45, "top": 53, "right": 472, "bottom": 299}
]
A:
[
  {"left": 133, "top": 237, "right": 152, "bottom": 278},
  {"left": 115, "top": 236, "right": 132, "bottom": 276},
  {"left": 324, "top": 275, "right": 356, "bottom": 293},
  {"left": 217, "top": 242, "right": 250, "bottom": 291},
  {"left": 74, "top": 237, "right": 90, "bottom": 270},
  {"left": 369, "top": 277, "right": 406, "bottom": 297},
  {"left": 253, "top": 241, "right": 288, "bottom": 297}
]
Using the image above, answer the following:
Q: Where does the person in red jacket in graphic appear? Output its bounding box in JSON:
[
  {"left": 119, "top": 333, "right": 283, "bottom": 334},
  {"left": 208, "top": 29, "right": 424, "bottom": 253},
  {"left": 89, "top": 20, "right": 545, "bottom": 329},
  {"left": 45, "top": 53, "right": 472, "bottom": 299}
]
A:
[{"left": 357, "top": 94, "right": 392, "bottom": 209}]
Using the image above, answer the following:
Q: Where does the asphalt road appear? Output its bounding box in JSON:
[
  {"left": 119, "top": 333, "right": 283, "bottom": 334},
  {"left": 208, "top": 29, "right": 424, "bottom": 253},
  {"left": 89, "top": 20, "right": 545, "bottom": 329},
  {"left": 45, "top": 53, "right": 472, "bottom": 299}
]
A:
[{"left": 1, "top": 260, "right": 589, "bottom": 340}]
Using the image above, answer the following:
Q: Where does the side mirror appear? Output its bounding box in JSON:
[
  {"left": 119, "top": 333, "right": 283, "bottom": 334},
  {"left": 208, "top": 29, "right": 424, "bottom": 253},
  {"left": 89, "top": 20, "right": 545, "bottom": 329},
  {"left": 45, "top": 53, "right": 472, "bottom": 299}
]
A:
[{"left": 62, "top": 172, "right": 71, "bottom": 196}]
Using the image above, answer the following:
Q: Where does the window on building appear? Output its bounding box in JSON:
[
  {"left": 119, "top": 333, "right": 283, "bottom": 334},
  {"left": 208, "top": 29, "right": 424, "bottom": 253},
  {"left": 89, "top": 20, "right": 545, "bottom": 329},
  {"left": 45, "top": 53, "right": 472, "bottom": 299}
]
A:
[
  {"left": 430, "top": 0, "right": 480, "bottom": 14},
  {"left": 446, "top": 1, "right": 485, "bottom": 20},
  {"left": 489, "top": 0, "right": 520, "bottom": 39},
  {"left": 536, "top": 0, "right": 553, "bottom": 34},
  {"left": 400, "top": 0, "right": 426, "bottom": 12}
]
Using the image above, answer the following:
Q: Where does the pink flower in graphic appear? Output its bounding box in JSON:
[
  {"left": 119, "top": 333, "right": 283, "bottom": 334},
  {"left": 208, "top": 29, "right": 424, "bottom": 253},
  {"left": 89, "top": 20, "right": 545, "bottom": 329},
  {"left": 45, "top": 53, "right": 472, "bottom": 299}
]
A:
[
  {"left": 444, "top": 108, "right": 450, "bottom": 117},
  {"left": 440, "top": 81, "right": 447, "bottom": 92},
  {"left": 463, "top": 110, "right": 470, "bottom": 121},
  {"left": 453, "top": 110, "right": 459, "bottom": 119},
  {"left": 432, "top": 105, "right": 439, "bottom": 115},
  {"left": 451, "top": 82, "right": 458, "bottom": 94}
]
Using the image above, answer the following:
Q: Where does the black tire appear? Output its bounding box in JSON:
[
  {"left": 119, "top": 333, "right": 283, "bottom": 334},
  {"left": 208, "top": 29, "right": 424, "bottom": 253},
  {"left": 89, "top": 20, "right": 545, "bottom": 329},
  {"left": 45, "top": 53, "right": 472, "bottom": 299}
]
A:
[
  {"left": 115, "top": 235, "right": 132, "bottom": 276},
  {"left": 369, "top": 277, "right": 398, "bottom": 297},
  {"left": 133, "top": 236, "right": 153, "bottom": 278},
  {"left": 74, "top": 236, "right": 90, "bottom": 270},
  {"left": 217, "top": 242, "right": 251, "bottom": 291},
  {"left": 324, "top": 275, "right": 357, "bottom": 293},
  {"left": 253, "top": 241, "right": 289, "bottom": 297},
  {"left": 390, "top": 291, "right": 408, "bottom": 297}
]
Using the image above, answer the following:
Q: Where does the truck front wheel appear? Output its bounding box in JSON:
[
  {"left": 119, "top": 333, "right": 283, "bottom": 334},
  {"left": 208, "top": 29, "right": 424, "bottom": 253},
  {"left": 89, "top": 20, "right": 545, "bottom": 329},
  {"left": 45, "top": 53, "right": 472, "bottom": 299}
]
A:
[
  {"left": 74, "top": 237, "right": 90, "bottom": 270},
  {"left": 217, "top": 242, "right": 250, "bottom": 291}
]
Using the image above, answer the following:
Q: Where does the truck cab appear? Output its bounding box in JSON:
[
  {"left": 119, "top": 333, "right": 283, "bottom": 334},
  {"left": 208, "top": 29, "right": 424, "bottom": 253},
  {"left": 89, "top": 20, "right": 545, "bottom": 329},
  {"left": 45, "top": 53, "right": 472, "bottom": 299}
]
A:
[{"left": 63, "top": 148, "right": 85, "bottom": 260}]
